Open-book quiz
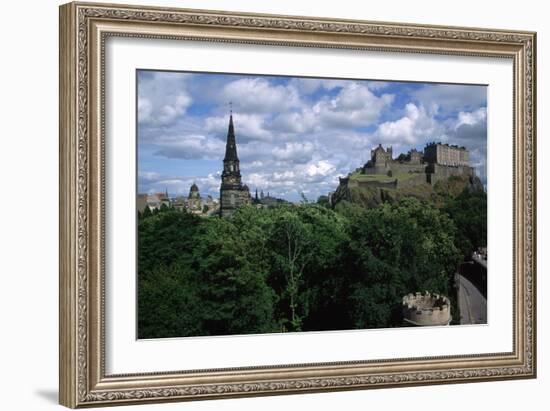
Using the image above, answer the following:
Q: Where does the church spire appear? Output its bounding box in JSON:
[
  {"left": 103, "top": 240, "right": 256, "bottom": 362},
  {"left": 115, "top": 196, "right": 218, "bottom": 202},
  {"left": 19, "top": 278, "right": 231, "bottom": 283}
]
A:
[
  {"left": 223, "top": 114, "right": 239, "bottom": 161},
  {"left": 219, "top": 110, "right": 251, "bottom": 218}
]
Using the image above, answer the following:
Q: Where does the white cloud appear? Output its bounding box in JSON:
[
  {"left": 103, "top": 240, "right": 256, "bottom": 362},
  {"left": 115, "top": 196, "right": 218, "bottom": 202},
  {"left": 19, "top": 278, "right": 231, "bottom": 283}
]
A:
[
  {"left": 138, "top": 72, "right": 488, "bottom": 200},
  {"left": 221, "top": 78, "right": 302, "bottom": 113},
  {"left": 205, "top": 114, "right": 272, "bottom": 143},
  {"left": 376, "top": 103, "right": 444, "bottom": 144},
  {"left": 137, "top": 71, "right": 193, "bottom": 126},
  {"left": 305, "top": 160, "right": 336, "bottom": 180},
  {"left": 315, "top": 83, "right": 394, "bottom": 128},
  {"left": 455, "top": 107, "right": 487, "bottom": 129},
  {"left": 272, "top": 142, "right": 314, "bottom": 163},
  {"left": 153, "top": 134, "right": 225, "bottom": 160},
  {"left": 139, "top": 171, "right": 222, "bottom": 197}
]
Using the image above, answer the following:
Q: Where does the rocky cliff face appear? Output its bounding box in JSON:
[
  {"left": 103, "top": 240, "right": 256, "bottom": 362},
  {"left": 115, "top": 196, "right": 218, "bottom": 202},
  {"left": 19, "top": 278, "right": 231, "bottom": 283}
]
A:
[{"left": 332, "top": 174, "right": 484, "bottom": 209}]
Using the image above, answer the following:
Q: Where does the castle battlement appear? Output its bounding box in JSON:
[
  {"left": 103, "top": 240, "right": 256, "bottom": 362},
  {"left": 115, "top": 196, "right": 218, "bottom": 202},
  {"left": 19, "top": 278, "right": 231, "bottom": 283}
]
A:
[
  {"left": 361, "top": 142, "right": 473, "bottom": 186},
  {"left": 402, "top": 291, "right": 452, "bottom": 326}
]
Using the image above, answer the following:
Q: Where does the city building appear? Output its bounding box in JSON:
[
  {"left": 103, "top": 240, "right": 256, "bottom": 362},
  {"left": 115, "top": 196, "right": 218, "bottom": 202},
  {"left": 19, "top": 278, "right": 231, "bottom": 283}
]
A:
[{"left": 187, "top": 183, "right": 202, "bottom": 214}]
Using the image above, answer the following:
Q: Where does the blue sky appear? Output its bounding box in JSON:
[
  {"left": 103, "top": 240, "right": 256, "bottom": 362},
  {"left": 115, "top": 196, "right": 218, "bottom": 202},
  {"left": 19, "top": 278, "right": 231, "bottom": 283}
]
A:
[{"left": 137, "top": 70, "right": 487, "bottom": 202}]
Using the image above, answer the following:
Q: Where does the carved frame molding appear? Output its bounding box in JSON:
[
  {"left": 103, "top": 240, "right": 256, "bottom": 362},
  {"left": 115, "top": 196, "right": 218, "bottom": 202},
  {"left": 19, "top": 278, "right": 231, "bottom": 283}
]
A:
[{"left": 59, "top": 2, "right": 536, "bottom": 408}]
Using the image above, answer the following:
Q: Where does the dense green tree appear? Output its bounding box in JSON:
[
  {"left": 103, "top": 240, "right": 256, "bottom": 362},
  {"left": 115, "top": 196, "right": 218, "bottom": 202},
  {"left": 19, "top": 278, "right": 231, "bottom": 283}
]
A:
[
  {"left": 141, "top": 205, "right": 152, "bottom": 219},
  {"left": 443, "top": 189, "right": 487, "bottom": 258},
  {"left": 137, "top": 198, "right": 467, "bottom": 338},
  {"left": 316, "top": 195, "right": 330, "bottom": 208},
  {"left": 191, "top": 209, "right": 277, "bottom": 335},
  {"left": 343, "top": 198, "right": 462, "bottom": 328},
  {"left": 137, "top": 209, "right": 201, "bottom": 275},
  {"left": 264, "top": 205, "right": 348, "bottom": 331},
  {"left": 138, "top": 263, "right": 203, "bottom": 338}
]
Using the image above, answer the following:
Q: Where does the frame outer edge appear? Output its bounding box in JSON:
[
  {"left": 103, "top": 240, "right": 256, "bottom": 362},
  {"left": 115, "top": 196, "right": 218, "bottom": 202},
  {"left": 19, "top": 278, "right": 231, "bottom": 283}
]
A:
[
  {"left": 530, "top": 31, "right": 537, "bottom": 378},
  {"left": 59, "top": 2, "right": 79, "bottom": 409},
  {"left": 59, "top": 1, "right": 537, "bottom": 407}
]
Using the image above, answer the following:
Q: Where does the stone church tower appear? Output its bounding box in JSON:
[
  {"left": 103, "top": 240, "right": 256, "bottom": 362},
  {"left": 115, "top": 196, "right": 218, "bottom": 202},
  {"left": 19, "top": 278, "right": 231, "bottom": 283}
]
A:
[
  {"left": 187, "top": 183, "right": 201, "bottom": 214},
  {"left": 219, "top": 114, "right": 251, "bottom": 217}
]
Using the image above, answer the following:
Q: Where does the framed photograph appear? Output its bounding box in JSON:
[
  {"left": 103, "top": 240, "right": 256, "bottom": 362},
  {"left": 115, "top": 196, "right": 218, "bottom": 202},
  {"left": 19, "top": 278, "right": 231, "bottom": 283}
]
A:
[{"left": 59, "top": 2, "right": 537, "bottom": 408}]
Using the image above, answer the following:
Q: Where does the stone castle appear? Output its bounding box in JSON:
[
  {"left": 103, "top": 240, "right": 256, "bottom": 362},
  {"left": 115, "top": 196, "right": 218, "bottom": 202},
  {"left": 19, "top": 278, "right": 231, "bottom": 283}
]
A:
[
  {"left": 333, "top": 142, "right": 474, "bottom": 196},
  {"left": 361, "top": 142, "right": 473, "bottom": 187},
  {"left": 219, "top": 114, "right": 252, "bottom": 217}
]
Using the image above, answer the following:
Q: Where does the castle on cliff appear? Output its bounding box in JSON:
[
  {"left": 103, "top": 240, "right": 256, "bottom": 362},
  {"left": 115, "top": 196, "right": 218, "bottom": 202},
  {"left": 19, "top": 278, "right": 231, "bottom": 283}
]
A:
[
  {"left": 336, "top": 142, "right": 475, "bottom": 191},
  {"left": 329, "top": 142, "right": 478, "bottom": 207}
]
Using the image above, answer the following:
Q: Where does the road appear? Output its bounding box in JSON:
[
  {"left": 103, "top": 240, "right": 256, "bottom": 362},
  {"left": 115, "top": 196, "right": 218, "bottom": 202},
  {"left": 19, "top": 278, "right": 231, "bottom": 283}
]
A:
[{"left": 458, "top": 274, "right": 487, "bottom": 325}]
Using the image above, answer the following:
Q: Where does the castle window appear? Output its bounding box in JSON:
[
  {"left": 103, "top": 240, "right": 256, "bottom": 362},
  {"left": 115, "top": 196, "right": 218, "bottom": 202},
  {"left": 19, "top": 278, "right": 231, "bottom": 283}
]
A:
[{"left": 230, "top": 194, "right": 235, "bottom": 205}]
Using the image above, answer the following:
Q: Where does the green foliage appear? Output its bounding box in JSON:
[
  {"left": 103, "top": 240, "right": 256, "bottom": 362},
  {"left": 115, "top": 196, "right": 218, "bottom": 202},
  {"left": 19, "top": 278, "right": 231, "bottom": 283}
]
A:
[
  {"left": 141, "top": 205, "right": 152, "bottom": 219},
  {"left": 265, "top": 205, "right": 347, "bottom": 331},
  {"left": 191, "top": 212, "right": 278, "bottom": 335},
  {"left": 316, "top": 195, "right": 330, "bottom": 208},
  {"left": 138, "top": 197, "right": 471, "bottom": 338},
  {"left": 344, "top": 198, "right": 461, "bottom": 329},
  {"left": 138, "top": 263, "right": 203, "bottom": 338},
  {"left": 138, "top": 209, "right": 201, "bottom": 274},
  {"left": 443, "top": 188, "right": 487, "bottom": 257}
]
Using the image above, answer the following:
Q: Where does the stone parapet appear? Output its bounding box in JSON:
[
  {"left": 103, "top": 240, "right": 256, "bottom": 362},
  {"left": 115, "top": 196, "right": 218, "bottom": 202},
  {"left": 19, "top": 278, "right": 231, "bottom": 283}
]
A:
[{"left": 402, "top": 291, "right": 451, "bottom": 326}]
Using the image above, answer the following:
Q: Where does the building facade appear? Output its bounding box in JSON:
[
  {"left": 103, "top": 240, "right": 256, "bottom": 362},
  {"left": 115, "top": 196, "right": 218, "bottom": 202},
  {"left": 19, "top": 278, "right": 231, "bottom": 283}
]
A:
[
  {"left": 187, "top": 183, "right": 202, "bottom": 214},
  {"left": 370, "top": 144, "right": 393, "bottom": 168},
  {"left": 424, "top": 142, "right": 469, "bottom": 167},
  {"left": 219, "top": 114, "right": 251, "bottom": 217}
]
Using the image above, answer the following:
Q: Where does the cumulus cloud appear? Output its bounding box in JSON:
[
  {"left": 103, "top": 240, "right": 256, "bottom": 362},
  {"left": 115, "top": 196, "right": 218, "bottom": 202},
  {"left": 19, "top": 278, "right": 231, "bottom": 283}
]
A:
[
  {"left": 375, "top": 103, "right": 444, "bottom": 145},
  {"left": 152, "top": 134, "right": 225, "bottom": 160},
  {"left": 315, "top": 82, "right": 394, "bottom": 128},
  {"left": 137, "top": 71, "right": 193, "bottom": 126},
  {"left": 137, "top": 71, "right": 487, "bottom": 200},
  {"left": 455, "top": 107, "right": 487, "bottom": 130},
  {"left": 205, "top": 114, "right": 272, "bottom": 143},
  {"left": 272, "top": 142, "right": 314, "bottom": 163},
  {"left": 220, "top": 78, "right": 303, "bottom": 113},
  {"left": 139, "top": 170, "right": 222, "bottom": 197}
]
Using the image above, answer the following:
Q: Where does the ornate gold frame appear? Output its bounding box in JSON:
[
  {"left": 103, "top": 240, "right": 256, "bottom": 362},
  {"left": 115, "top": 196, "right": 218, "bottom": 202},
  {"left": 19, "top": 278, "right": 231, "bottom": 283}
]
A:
[{"left": 59, "top": 1, "right": 536, "bottom": 408}]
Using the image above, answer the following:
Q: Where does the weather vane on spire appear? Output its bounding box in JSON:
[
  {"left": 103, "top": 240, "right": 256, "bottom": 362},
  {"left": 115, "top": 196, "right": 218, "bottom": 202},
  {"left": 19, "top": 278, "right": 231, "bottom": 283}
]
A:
[{"left": 229, "top": 101, "right": 233, "bottom": 115}]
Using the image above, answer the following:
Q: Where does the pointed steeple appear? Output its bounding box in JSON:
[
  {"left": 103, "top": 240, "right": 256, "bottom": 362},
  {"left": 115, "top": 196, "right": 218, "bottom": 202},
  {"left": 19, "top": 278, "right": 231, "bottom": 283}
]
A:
[
  {"left": 224, "top": 114, "right": 239, "bottom": 161},
  {"left": 219, "top": 110, "right": 251, "bottom": 218}
]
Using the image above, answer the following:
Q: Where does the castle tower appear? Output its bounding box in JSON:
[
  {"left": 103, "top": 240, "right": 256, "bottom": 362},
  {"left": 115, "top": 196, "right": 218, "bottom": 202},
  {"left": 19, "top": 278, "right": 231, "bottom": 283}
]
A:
[{"left": 219, "top": 114, "right": 251, "bottom": 217}]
